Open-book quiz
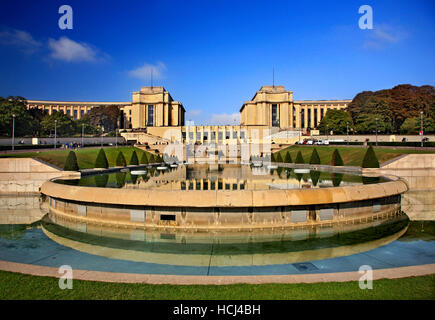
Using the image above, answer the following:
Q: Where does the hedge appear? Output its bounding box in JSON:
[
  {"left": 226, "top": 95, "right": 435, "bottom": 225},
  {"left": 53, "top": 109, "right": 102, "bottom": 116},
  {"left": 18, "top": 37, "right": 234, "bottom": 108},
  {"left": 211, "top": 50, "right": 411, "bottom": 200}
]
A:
[
  {"left": 94, "top": 148, "right": 109, "bottom": 168},
  {"left": 115, "top": 151, "right": 127, "bottom": 167},
  {"left": 129, "top": 150, "right": 139, "bottom": 165},
  {"left": 63, "top": 151, "right": 79, "bottom": 171},
  {"left": 362, "top": 146, "right": 380, "bottom": 168},
  {"left": 309, "top": 148, "right": 320, "bottom": 164},
  {"left": 330, "top": 149, "right": 344, "bottom": 166},
  {"left": 295, "top": 151, "right": 305, "bottom": 164}
]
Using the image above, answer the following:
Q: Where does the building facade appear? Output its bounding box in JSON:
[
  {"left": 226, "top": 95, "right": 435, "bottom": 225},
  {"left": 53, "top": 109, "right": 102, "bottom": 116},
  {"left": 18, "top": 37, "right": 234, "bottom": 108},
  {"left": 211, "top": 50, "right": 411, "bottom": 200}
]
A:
[
  {"left": 27, "top": 85, "right": 351, "bottom": 144},
  {"left": 240, "top": 86, "right": 351, "bottom": 130}
]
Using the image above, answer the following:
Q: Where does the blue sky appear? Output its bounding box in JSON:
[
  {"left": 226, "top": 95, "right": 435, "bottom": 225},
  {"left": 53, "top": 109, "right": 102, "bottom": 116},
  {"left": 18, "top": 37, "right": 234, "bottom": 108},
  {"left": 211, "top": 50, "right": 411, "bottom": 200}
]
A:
[{"left": 0, "top": 0, "right": 434, "bottom": 125}]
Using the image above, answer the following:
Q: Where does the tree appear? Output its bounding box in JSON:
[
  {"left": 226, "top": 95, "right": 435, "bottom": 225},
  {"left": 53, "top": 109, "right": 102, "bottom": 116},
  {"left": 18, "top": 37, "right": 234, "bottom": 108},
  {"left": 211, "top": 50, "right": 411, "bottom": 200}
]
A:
[
  {"left": 362, "top": 146, "right": 379, "bottom": 168},
  {"left": 0, "top": 96, "right": 39, "bottom": 137},
  {"left": 347, "top": 84, "right": 435, "bottom": 132},
  {"left": 129, "top": 150, "right": 139, "bottom": 165},
  {"left": 309, "top": 148, "right": 320, "bottom": 165},
  {"left": 284, "top": 151, "right": 292, "bottom": 163},
  {"left": 316, "top": 109, "right": 354, "bottom": 134},
  {"left": 64, "top": 151, "right": 79, "bottom": 171},
  {"left": 275, "top": 152, "right": 283, "bottom": 163},
  {"left": 330, "top": 149, "right": 344, "bottom": 166},
  {"left": 40, "top": 111, "right": 76, "bottom": 137},
  {"left": 400, "top": 117, "right": 435, "bottom": 134},
  {"left": 354, "top": 113, "right": 392, "bottom": 134},
  {"left": 295, "top": 151, "right": 305, "bottom": 164},
  {"left": 75, "top": 114, "right": 100, "bottom": 135},
  {"left": 115, "top": 151, "right": 127, "bottom": 167},
  {"left": 94, "top": 148, "right": 109, "bottom": 168},
  {"left": 89, "top": 105, "right": 120, "bottom": 133},
  {"left": 140, "top": 152, "right": 149, "bottom": 164}
]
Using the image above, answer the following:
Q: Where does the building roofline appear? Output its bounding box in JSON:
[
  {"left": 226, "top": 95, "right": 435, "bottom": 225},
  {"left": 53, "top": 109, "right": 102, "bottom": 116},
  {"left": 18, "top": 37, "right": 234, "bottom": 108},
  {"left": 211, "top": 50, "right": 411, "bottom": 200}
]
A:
[{"left": 26, "top": 100, "right": 131, "bottom": 106}]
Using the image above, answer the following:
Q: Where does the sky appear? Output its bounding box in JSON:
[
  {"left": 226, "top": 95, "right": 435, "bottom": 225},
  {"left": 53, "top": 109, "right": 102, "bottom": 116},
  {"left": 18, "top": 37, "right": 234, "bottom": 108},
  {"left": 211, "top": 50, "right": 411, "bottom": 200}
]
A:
[{"left": 0, "top": 0, "right": 434, "bottom": 125}]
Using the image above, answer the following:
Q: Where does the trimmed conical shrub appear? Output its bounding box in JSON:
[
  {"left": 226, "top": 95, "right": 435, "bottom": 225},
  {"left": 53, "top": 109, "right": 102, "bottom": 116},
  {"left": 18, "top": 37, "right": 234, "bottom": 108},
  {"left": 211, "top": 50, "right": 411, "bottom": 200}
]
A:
[
  {"left": 129, "top": 150, "right": 139, "bottom": 165},
  {"left": 271, "top": 153, "right": 276, "bottom": 162},
  {"left": 295, "top": 151, "right": 305, "bottom": 164},
  {"left": 275, "top": 152, "right": 283, "bottom": 163},
  {"left": 309, "top": 148, "right": 320, "bottom": 165},
  {"left": 310, "top": 170, "right": 321, "bottom": 186},
  {"left": 64, "top": 151, "right": 79, "bottom": 171},
  {"left": 330, "top": 149, "right": 344, "bottom": 166},
  {"left": 140, "top": 152, "right": 149, "bottom": 164},
  {"left": 94, "top": 148, "right": 108, "bottom": 169},
  {"left": 115, "top": 151, "right": 127, "bottom": 167},
  {"left": 284, "top": 151, "right": 292, "bottom": 163},
  {"left": 362, "top": 146, "right": 379, "bottom": 168}
]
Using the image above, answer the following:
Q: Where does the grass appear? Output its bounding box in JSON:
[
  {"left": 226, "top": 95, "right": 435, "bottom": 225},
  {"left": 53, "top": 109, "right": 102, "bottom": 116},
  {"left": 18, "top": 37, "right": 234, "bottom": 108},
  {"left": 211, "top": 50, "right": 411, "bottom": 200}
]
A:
[
  {"left": 0, "top": 147, "right": 153, "bottom": 170},
  {"left": 275, "top": 145, "right": 435, "bottom": 167},
  {"left": 0, "top": 270, "right": 433, "bottom": 299}
]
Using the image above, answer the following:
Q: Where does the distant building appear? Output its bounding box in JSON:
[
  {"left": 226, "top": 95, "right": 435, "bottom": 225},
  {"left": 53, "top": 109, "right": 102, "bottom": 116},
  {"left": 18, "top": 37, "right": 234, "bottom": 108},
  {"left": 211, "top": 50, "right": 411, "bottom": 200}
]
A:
[
  {"left": 26, "top": 85, "right": 350, "bottom": 144},
  {"left": 240, "top": 85, "right": 351, "bottom": 129}
]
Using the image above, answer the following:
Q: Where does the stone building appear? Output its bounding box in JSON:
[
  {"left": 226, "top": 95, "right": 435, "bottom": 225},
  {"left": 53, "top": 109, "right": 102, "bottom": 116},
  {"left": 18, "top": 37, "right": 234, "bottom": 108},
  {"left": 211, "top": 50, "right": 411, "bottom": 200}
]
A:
[
  {"left": 240, "top": 86, "right": 351, "bottom": 130},
  {"left": 26, "top": 85, "right": 351, "bottom": 144}
]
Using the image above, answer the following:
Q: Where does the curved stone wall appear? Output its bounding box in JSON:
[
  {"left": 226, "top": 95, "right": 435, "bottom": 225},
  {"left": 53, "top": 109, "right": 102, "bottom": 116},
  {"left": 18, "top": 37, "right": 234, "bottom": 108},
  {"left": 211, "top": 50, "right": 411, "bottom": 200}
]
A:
[{"left": 40, "top": 173, "right": 408, "bottom": 231}]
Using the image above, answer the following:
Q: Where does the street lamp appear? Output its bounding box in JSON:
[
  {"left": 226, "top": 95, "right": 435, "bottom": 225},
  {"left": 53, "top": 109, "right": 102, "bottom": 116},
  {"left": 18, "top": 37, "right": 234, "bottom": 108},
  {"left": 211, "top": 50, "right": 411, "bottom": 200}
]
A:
[
  {"left": 81, "top": 123, "right": 84, "bottom": 148},
  {"left": 375, "top": 118, "right": 378, "bottom": 146},
  {"left": 346, "top": 122, "right": 349, "bottom": 145},
  {"left": 54, "top": 120, "right": 57, "bottom": 149},
  {"left": 420, "top": 111, "right": 424, "bottom": 147},
  {"left": 12, "top": 114, "right": 15, "bottom": 152}
]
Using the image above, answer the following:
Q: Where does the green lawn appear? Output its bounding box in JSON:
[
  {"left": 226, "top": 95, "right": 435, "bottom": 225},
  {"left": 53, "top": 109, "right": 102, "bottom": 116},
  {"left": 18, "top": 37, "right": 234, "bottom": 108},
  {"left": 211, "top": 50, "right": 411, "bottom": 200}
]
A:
[
  {"left": 275, "top": 145, "right": 435, "bottom": 167},
  {"left": 0, "top": 270, "right": 433, "bottom": 299},
  {"left": 0, "top": 147, "right": 153, "bottom": 170}
]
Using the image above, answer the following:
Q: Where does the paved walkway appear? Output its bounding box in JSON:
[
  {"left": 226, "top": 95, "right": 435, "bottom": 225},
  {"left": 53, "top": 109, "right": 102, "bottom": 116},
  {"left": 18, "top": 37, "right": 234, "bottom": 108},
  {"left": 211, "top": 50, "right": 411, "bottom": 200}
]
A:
[{"left": 0, "top": 260, "right": 434, "bottom": 284}]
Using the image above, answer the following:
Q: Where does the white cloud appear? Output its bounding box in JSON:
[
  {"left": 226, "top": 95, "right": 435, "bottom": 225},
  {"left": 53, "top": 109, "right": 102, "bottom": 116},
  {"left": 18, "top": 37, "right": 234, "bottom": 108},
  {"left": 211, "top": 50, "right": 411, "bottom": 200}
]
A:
[
  {"left": 48, "top": 36, "right": 106, "bottom": 62},
  {"left": 363, "top": 24, "right": 408, "bottom": 50},
  {"left": 128, "top": 62, "right": 166, "bottom": 80},
  {"left": 0, "top": 28, "right": 42, "bottom": 53},
  {"left": 187, "top": 109, "right": 202, "bottom": 117},
  {"left": 207, "top": 112, "right": 240, "bottom": 125}
]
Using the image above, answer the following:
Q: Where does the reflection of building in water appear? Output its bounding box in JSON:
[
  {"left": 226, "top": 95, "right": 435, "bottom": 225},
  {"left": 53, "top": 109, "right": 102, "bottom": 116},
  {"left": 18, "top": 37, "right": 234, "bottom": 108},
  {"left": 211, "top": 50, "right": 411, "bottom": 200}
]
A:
[
  {"left": 121, "top": 166, "right": 357, "bottom": 191},
  {"left": 399, "top": 170, "right": 435, "bottom": 220},
  {"left": 0, "top": 195, "right": 44, "bottom": 224}
]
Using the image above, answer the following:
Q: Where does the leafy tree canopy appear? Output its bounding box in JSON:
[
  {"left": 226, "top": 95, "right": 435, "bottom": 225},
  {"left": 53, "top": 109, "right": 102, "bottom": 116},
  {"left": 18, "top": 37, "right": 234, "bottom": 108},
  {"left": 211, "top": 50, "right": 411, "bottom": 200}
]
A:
[
  {"left": 316, "top": 109, "right": 354, "bottom": 135},
  {"left": 347, "top": 84, "right": 435, "bottom": 132}
]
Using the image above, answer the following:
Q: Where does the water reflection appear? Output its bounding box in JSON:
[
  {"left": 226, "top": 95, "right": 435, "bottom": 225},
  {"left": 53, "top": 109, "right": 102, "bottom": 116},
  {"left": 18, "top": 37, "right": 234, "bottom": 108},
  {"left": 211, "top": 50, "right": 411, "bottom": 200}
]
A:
[
  {"left": 55, "top": 165, "right": 388, "bottom": 191},
  {"left": 39, "top": 213, "right": 409, "bottom": 266}
]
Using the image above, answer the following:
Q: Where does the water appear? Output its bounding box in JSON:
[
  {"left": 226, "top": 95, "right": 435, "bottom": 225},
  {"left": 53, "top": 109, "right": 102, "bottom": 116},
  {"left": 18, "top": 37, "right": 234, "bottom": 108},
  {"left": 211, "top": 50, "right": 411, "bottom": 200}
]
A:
[{"left": 54, "top": 165, "right": 388, "bottom": 190}]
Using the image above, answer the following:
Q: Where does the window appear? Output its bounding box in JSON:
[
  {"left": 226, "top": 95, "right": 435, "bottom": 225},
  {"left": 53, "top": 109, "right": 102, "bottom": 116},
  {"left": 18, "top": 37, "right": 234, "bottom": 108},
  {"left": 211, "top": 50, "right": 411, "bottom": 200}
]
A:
[
  {"left": 160, "top": 214, "right": 176, "bottom": 221},
  {"left": 203, "top": 132, "right": 208, "bottom": 141},
  {"left": 233, "top": 131, "right": 237, "bottom": 139},
  {"left": 308, "top": 109, "right": 311, "bottom": 128},
  {"left": 182, "top": 132, "right": 186, "bottom": 141},
  {"left": 211, "top": 131, "right": 216, "bottom": 141},
  {"left": 240, "top": 131, "right": 245, "bottom": 139},
  {"left": 147, "top": 105, "right": 154, "bottom": 126},
  {"left": 272, "top": 104, "right": 279, "bottom": 127},
  {"left": 80, "top": 110, "right": 84, "bottom": 117},
  {"left": 218, "top": 132, "right": 223, "bottom": 141},
  {"left": 67, "top": 110, "right": 71, "bottom": 116},
  {"left": 196, "top": 132, "right": 201, "bottom": 141},
  {"left": 189, "top": 132, "right": 194, "bottom": 140},
  {"left": 321, "top": 108, "right": 324, "bottom": 120},
  {"left": 301, "top": 109, "right": 305, "bottom": 128},
  {"left": 314, "top": 109, "right": 317, "bottom": 127},
  {"left": 226, "top": 131, "right": 230, "bottom": 139},
  {"left": 73, "top": 110, "right": 77, "bottom": 119}
]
